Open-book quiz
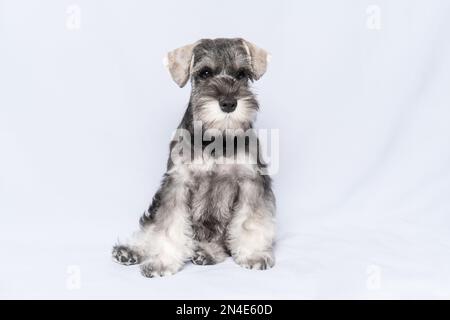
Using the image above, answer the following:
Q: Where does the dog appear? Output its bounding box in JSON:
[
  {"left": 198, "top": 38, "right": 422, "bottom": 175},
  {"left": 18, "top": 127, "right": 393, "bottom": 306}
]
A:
[{"left": 112, "top": 38, "right": 276, "bottom": 277}]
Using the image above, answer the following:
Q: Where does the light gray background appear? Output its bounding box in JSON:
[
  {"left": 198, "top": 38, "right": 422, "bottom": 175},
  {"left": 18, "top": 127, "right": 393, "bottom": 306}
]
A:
[{"left": 1, "top": 0, "right": 450, "bottom": 299}]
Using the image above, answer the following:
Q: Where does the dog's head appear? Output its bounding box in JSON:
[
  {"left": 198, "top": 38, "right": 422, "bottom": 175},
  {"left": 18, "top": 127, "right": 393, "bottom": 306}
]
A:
[{"left": 164, "top": 38, "right": 270, "bottom": 130}]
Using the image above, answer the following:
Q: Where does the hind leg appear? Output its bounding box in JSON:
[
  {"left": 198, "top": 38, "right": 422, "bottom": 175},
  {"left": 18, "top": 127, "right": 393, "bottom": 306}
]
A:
[
  {"left": 112, "top": 168, "right": 194, "bottom": 277},
  {"left": 112, "top": 214, "right": 194, "bottom": 277},
  {"left": 136, "top": 218, "right": 194, "bottom": 278},
  {"left": 191, "top": 241, "right": 228, "bottom": 266},
  {"left": 112, "top": 245, "right": 141, "bottom": 266}
]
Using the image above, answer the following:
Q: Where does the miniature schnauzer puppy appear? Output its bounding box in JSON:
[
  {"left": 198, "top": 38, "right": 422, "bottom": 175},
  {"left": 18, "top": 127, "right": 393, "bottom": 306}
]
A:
[{"left": 112, "top": 38, "right": 276, "bottom": 277}]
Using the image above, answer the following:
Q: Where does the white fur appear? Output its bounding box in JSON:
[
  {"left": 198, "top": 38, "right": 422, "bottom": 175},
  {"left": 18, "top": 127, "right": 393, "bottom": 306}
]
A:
[
  {"left": 120, "top": 140, "right": 274, "bottom": 276},
  {"left": 226, "top": 178, "right": 276, "bottom": 268},
  {"left": 195, "top": 99, "right": 257, "bottom": 130},
  {"left": 130, "top": 169, "right": 195, "bottom": 277},
  {"left": 162, "top": 55, "right": 169, "bottom": 68},
  {"left": 117, "top": 39, "right": 275, "bottom": 277}
]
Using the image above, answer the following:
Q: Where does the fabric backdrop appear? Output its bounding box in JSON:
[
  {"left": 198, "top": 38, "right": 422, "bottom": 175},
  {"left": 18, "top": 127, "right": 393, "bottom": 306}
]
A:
[{"left": 1, "top": 0, "right": 449, "bottom": 299}]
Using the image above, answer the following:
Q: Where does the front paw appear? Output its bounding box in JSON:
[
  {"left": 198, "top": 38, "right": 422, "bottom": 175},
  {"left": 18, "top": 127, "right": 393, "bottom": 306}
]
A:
[
  {"left": 191, "top": 249, "right": 215, "bottom": 266},
  {"left": 140, "top": 263, "right": 180, "bottom": 278},
  {"left": 235, "top": 254, "right": 275, "bottom": 270}
]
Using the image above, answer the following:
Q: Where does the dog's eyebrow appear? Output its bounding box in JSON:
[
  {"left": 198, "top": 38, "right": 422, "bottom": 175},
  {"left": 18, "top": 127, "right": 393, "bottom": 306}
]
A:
[
  {"left": 229, "top": 52, "right": 252, "bottom": 72},
  {"left": 191, "top": 56, "right": 216, "bottom": 73}
]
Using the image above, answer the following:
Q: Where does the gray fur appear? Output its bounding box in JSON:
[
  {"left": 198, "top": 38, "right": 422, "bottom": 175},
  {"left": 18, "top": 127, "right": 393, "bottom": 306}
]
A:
[{"left": 112, "top": 38, "right": 276, "bottom": 277}]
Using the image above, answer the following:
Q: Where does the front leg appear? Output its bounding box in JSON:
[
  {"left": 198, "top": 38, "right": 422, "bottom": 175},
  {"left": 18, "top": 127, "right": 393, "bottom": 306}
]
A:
[
  {"left": 227, "top": 176, "right": 276, "bottom": 270},
  {"left": 113, "top": 168, "right": 195, "bottom": 277}
]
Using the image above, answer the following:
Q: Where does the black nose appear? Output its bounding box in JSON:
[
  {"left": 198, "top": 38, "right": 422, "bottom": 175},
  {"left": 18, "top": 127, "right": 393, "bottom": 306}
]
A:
[{"left": 219, "top": 98, "right": 237, "bottom": 113}]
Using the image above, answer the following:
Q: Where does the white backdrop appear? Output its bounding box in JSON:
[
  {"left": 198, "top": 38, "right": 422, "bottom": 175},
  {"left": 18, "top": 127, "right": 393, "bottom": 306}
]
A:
[{"left": 1, "top": 0, "right": 450, "bottom": 299}]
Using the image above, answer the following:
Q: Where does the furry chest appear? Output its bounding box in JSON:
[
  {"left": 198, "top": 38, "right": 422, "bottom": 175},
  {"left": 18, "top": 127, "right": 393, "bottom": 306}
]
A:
[
  {"left": 188, "top": 167, "right": 239, "bottom": 242},
  {"left": 171, "top": 158, "right": 258, "bottom": 241}
]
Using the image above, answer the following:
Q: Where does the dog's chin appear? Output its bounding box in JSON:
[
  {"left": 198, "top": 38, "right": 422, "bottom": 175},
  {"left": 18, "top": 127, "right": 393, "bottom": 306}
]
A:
[{"left": 194, "top": 99, "right": 257, "bottom": 131}]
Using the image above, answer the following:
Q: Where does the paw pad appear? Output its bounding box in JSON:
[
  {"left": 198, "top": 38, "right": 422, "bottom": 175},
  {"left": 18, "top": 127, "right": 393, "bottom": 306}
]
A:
[
  {"left": 191, "top": 250, "right": 214, "bottom": 266},
  {"left": 112, "top": 245, "right": 140, "bottom": 266}
]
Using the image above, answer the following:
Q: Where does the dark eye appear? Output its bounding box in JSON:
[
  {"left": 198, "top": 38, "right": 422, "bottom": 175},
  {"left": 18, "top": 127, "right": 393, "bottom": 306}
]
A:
[
  {"left": 236, "top": 69, "right": 249, "bottom": 80},
  {"left": 199, "top": 68, "right": 213, "bottom": 79}
]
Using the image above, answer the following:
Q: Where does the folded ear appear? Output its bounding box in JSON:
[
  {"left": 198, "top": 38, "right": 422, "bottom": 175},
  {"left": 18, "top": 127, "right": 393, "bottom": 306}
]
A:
[
  {"left": 242, "top": 40, "right": 271, "bottom": 80},
  {"left": 163, "top": 42, "right": 197, "bottom": 87}
]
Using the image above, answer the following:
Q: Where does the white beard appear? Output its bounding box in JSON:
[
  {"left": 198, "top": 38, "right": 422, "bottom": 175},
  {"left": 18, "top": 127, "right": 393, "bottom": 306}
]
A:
[{"left": 194, "top": 99, "right": 257, "bottom": 130}]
